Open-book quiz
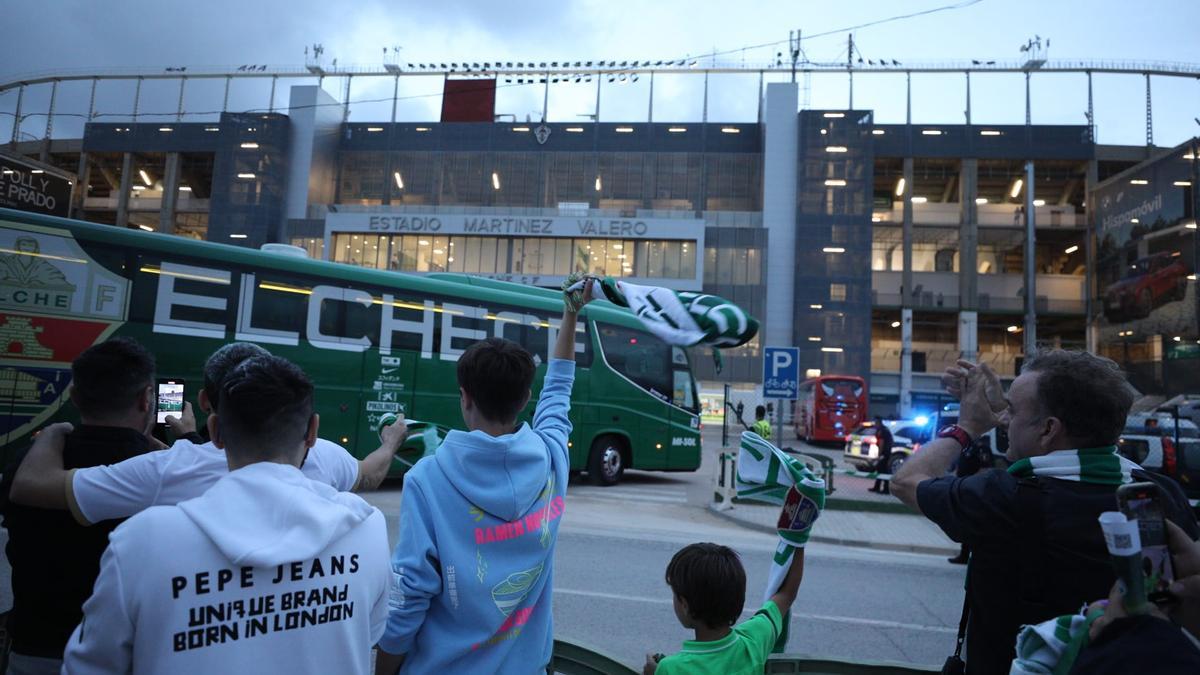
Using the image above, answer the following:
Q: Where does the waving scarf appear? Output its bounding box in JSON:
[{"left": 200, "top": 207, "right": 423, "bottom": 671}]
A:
[{"left": 734, "top": 431, "right": 825, "bottom": 651}]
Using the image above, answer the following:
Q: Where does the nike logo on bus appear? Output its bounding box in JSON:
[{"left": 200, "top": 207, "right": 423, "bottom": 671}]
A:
[{"left": 382, "top": 367, "right": 399, "bottom": 374}]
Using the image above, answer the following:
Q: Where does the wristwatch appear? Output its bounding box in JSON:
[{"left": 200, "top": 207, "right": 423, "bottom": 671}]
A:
[{"left": 936, "top": 424, "right": 973, "bottom": 448}]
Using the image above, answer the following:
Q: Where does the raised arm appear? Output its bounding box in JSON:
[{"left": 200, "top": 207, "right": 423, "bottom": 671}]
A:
[
  {"left": 354, "top": 417, "right": 408, "bottom": 492},
  {"left": 769, "top": 548, "right": 807, "bottom": 616},
  {"left": 10, "top": 422, "right": 73, "bottom": 510},
  {"left": 893, "top": 361, "right": 1006, "bottom": 511}
]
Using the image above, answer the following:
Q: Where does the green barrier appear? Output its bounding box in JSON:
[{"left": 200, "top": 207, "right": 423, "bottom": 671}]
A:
[
  {"left": 765, "top": 654, "right": 939, "bottom": 674},
  {"left": 551, "top": 639, "right": 639, "bottom": 675},
  {"left": 548, "top": 640, "right": 939, "bottom": 675}
]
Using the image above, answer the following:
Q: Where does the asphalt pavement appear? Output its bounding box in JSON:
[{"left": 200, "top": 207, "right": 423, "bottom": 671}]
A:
[
  {"left": 0, "top": 421, "right": 964, "bottom": 672},
  {"left": 363, "top": 462, "right": 965, "bottom": 671}
]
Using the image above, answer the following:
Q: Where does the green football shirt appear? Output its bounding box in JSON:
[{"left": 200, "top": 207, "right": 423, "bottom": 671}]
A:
[{"left": 656, "top": 601, "right": 783, "bottom": 675}]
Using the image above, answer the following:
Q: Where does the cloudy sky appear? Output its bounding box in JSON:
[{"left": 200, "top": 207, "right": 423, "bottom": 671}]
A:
[{"left": 2, "top": 0, "right": 1198, "bottom": 146}]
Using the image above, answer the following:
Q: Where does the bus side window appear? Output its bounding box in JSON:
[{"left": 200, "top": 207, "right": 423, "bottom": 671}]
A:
[
  {"left": 131, "top": 254, "right": 236, "bottom": 334},
  {"left": 243, "top": 273, "right": 310, "bottom": 343}
]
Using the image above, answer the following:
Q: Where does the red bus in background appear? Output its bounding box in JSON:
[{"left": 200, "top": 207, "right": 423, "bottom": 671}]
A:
[{"left": 793, "top": 375, "right": 868, "bottom": 443}]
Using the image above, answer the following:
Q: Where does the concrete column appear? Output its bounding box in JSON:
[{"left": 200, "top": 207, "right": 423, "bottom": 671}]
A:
[
  {"left": 1085, "top": 159, "right": 1099, "bottom": 353},
  {"left": 1023, "top": 160, "right": 1038, "bottom": 355},
  {"left": 959, "top": 311, "right": 979, "bottom": 363},
  {"left": 71, "top": 152, "right": 90, "bottom": 218},
  {"left": 900, "top": 157, "right": 914, "bottom": 417},
  {"left": 116, "top": 152, "right": 133, "bottom": 228},
  {"left": 900, "top": 307, "right": 913, "bottom": 418},
  {"left": 285, "top": 86, "right": 342, "bottom": 225},
  {"left": 762, "top": 83, "right": 799, "bottom": 349},
  {"left": 902, "top": 158, "right": 914, "bottom": 300},
  {"left": 159, "top": 152, "right": 181, "bottom": 234},
  {"left": 959, "top": 158, "right": 978, "bottom": 309},
  {"left": 958, "top": 158, "right": 979, "bottom": 363}
]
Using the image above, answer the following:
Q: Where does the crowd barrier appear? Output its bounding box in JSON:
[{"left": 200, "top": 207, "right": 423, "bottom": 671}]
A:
[{"left": 548, "top": 640, "right": 938, "bottom": 674}]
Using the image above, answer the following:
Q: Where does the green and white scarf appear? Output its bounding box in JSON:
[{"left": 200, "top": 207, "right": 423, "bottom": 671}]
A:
[
  {"left": 1011, "top": 611, "right": 1100, "bottom": 675},
  {"left": 566, "top": 276, "right": 759, "bottom": 372},
  {"left": 1007, "top": 446, "right": 1140, "bottom": 486},
  {"left": 734, "top": 431, "right": 826, "bottom": 652}
]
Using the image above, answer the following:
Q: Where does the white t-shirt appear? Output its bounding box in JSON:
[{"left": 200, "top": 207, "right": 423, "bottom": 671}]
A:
[
  {"left": 71, "top": 438, "right": 360, "bottom": 524},
  {"left": 63, "top": 462, "right": 391, "bottom": 675}
]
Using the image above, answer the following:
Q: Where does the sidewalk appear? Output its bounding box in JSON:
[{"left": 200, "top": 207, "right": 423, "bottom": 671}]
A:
[{"left": 710, "top": 499, "right": 960, "bottom": 556}]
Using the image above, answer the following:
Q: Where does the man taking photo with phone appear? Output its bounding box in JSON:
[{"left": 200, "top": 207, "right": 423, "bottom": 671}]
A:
[{"left": 892, "top": 351, "right": 1200, "bottom": 674}]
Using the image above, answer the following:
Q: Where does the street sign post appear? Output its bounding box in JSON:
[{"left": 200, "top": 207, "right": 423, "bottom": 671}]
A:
[{"left": 763, "top": 346, "right": 800, "bottom": 443}]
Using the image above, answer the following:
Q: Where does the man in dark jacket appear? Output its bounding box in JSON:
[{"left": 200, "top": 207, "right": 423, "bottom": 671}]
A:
[
  {"left": 892, "top": 351, "right": 1200, "bottom": 675},
  {"left": 869, "top": 416, "right": 894, "bottom": 494},
  {"left": 0, "top": 338, "right": 158, "bottom": 674}
]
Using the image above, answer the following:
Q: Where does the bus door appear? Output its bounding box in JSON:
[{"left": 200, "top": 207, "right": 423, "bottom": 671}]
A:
[{"left": 668, "top": 346, "right": 702, "bottom": 469}]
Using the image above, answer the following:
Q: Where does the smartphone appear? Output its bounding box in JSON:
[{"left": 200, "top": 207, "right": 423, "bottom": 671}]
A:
[
  {"left": 1116, "top": 481, "right": 1175, "bottom": 604},
  {"left": 156, "top": 379, "right": 186, "bottom": 426}
]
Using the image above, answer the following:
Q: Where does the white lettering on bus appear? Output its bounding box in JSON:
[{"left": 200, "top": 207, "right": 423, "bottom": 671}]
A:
[
  {"left": 306, "top": 285, "right": 372, "bottom": 352},
  {"left": 440, "top": 303, "right": 487, "bottom": 362},
  {"left": 380, "top": 295, "right": 434, "bottom": 358},
  {"left": 151, "top": 262, "right": 230, "bottom": 339},
  {"left": 235, "top": 273, "right": 300, "bottom": 346},
  {"left": 150, "top": 263, "right": 586, "bottom": 360}
]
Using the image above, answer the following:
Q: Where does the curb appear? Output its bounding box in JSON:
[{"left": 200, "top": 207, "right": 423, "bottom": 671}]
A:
[
  {"left": 707, "top": 504, "right": 959, "bottom": 556},
  {"left": 731, "top": 496, "right": 915, "bottom": 515}
]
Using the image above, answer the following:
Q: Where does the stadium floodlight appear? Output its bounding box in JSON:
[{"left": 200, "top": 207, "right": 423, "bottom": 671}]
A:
[
  {"left": 894, "top": 177, "right": 905, "bottom": 197},
  {"left": 1010, "top": 178, "right": 1023, "bottom": 199}
]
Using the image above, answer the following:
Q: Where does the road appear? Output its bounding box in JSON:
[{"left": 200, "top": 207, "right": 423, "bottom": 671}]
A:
[
  {"left": 0, "top": 422, "right": 961, "bottom": 671},
  {"left": 363, "top": 421, "right": 966, "bottom": 670}
]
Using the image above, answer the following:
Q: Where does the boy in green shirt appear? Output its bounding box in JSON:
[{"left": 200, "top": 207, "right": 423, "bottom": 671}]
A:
[{"left": 644, "top": 542, "right": 806, "bottom": 675}]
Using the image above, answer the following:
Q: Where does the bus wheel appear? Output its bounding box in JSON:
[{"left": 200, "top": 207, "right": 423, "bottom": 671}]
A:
[{"left": 588, "top": 435, "right": 626, "bottom": 486}]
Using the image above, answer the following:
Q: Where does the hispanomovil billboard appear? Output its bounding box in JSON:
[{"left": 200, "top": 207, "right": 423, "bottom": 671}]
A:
[{"left": 1094, "top": 141, "right": 1198, "bottom": 342}]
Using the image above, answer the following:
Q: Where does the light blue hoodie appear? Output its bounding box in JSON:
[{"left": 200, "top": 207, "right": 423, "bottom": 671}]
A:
[{"left": 380, "top": 359, "right": 574, "bottom": 674}]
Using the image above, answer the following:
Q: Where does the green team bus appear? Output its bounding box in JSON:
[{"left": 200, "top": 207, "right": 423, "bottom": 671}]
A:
[{"left": 0, "top": 207, "right": 701, "bottom": 485}]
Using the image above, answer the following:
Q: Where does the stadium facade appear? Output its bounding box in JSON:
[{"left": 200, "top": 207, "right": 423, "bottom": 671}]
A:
[{"left": 5, "top": 79, "right": 1197, "bottom": 414}]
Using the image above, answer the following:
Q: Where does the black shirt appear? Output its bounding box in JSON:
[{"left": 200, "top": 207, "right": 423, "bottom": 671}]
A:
[
  {"left": 917, "top": 467, "right": 1199, "bottom": 675},
  {"left": 1070, "top": 615, "right": 1200, "bottom": 674},
  {"left": 0, "top": 425, "right": 151, "bottom": 658}
]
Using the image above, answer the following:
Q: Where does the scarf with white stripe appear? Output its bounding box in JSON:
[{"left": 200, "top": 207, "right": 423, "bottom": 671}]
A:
[
  {"left": 1006, "top": 446, "right": 1139, "bottom": 486},
  {"left": 734, "top": 431, "right": 825, "bottom": 652},
  {"left": 1011, "top": 612, "right": 1099, "bottom": 675},
  {"left": 566, "top": 276, "right": 759, "bottom": 372}
]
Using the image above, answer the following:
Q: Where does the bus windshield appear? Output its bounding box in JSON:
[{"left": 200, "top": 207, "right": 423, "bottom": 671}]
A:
[
  {"left": 597, "top": 323, "right": 697, "bottom": 412},
  {"left": 820, "top": 378, "right": 865, "bottom": 400}
]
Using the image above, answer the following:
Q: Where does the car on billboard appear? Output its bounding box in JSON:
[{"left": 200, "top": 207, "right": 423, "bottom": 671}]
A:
[{"left": 1104, "top": 251, "right": 1189, "bottom": 322}]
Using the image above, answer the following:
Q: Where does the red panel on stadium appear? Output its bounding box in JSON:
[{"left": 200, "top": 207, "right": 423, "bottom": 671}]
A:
[{"left": 440, "top": 79, "right": 497, "bottom": 122}]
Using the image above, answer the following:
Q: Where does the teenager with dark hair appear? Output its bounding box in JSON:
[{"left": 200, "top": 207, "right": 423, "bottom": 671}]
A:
[
  {"left": 376, "top": 286, "right": 593, "bottom": 674},
  {"left": 0, "top": 338, "right": 156, "bottom": 675},
  {"left": 63, "top": 356, "right": 392, "bottom": 674}
]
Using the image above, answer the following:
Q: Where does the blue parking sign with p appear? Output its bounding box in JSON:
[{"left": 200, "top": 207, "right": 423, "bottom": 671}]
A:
[{"left": 763, "top": 346, "right": 800, "bottom": 400}]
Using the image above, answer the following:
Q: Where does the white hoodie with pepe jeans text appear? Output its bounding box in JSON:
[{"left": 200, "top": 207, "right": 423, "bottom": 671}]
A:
[{"left": 63, "top": 461, "right": 391, "bottom": 675}]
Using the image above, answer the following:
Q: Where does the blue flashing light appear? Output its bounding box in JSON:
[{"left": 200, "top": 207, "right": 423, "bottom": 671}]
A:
[{"left": 914, "top": 415, "right": 930, "bottom": 426}]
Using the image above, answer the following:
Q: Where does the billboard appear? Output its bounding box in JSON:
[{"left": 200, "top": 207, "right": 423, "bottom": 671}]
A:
[
  {"left": 440, "top": 78, "right": 497, "bottom": 123},
  {"left": 0, "top": 153, "right": 74, "bottom": 218},
  {"left": 1093, "top": 140, "right": 1199, "bottom": 393}
]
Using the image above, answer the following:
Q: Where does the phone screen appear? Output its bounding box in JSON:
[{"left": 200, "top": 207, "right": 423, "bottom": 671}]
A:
[
  {"left": 1118, "top": 485, "right": 1175, "bottom": 603},
  {"left": 156, "top": 380, "right": 185, "bottom": 425}
]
